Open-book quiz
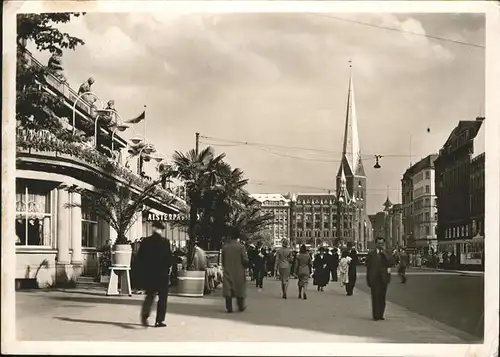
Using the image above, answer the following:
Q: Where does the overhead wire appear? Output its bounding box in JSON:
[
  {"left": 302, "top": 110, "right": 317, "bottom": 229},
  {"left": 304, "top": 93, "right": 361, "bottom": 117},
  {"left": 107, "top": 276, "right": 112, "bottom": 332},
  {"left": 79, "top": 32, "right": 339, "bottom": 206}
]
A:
[
  {"left": 249, "top": 180, "right": 403, "bottom": 193},
  {"left": 305, "top": 13, "right": 485, "bottom": 49},
  {"left": 200, "top": 136, "right": 412, "bottom": 159}
]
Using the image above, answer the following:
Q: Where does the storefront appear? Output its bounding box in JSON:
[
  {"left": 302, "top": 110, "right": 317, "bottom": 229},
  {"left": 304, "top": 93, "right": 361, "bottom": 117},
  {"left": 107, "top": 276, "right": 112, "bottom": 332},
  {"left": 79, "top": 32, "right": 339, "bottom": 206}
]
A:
[
  {"left": 437, "top": 237, "right": 484, "bottom": 267},
  {"left": 15, "top": 130, "right": 185, "bottom": 287}
]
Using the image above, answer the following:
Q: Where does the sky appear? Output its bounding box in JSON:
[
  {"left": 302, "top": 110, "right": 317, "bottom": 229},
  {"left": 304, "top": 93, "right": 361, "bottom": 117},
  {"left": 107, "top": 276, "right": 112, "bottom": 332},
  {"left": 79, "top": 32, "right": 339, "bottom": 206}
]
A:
[{"left": 26, "top": 11, "right": 485, "bottom": 215}]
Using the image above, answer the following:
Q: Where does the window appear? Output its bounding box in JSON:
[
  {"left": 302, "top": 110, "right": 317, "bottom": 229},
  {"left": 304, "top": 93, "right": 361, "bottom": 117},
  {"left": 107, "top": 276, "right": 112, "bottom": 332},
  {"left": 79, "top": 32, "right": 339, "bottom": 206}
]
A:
[
  {"left": 425, "top": 185, "right": 430, "bottom": 194},
  {"left": 425, "top": 226, "right": 430, "bottom": 235},
  {"left": 16, "top": 183, "right": 52, "bottom": 246},
  {"left": 82, "top": 198, "right": 98, "bottom": 247},
  {"left": 425, "top": 171, "right": 431, "bottom": 179},
  {"left": 424, "top": 212, "right": 430, "bottom": 221}
]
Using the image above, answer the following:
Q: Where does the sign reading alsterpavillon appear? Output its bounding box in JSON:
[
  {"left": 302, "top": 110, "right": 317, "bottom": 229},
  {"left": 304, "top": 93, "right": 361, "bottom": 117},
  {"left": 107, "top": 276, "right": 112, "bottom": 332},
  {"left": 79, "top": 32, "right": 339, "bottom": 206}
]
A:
[{"left": 143, "top": 211, "right": 189, "bottom": 222}]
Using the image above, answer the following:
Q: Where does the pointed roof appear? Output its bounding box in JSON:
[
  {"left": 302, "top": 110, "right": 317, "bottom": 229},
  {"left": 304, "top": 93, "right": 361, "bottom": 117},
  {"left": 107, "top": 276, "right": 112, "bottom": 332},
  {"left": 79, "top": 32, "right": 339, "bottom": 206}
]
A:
[
  {"left": 337, "top": 62, "right": 364, "bottom": 179},
  {"left": 383, "top": 196, "right": 393, "bottom": 210},
  {"left": 342, "top": 64, "right": 360, "bottom": 172},
  {"left": 337, "top": 165, "right": 351, "bottom": 205}
]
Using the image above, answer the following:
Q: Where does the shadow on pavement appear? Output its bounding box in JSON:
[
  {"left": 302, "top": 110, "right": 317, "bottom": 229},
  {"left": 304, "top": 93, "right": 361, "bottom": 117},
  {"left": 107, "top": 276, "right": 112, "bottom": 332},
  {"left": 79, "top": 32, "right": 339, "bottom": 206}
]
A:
[
  {"left": 46, "top": 291, "right": 439, "bottom": 343},
  {"left": 54, "top": 316, "right": 142, "bottom": 330}
]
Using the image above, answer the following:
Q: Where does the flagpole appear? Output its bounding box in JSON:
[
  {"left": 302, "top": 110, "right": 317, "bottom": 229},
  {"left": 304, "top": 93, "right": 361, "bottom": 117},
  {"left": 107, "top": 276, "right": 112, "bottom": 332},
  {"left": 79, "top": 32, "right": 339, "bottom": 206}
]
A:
[{"left": 143, "top": 105, "right": 147, "bottom": 138}]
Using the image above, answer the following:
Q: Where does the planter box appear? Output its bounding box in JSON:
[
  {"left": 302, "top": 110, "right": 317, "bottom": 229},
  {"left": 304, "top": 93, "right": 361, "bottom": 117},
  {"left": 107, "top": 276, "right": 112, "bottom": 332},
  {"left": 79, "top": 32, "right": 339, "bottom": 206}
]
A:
[
  {"left": 112, "top": 244, "right": 132, "bottom": 267},
  {"left": 170, "top": 270, "right": 205, "bottom": 298}
]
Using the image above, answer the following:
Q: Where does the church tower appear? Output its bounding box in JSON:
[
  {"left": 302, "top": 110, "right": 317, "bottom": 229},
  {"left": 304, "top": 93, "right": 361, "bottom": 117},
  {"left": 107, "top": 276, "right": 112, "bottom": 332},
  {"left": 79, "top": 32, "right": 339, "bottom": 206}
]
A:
[{"left": 336, "top": 62, "right": 368, "bottom": 250}]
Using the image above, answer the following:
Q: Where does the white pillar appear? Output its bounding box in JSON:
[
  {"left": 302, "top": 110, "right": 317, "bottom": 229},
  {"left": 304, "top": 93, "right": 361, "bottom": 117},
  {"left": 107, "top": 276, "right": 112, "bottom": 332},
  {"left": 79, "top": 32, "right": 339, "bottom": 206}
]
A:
[
  {"left": 56, "top": 188, "right": 70, "bottom": 264},
  {"left": 71, "top": 192, "right": 83, "bottom": 264},
  {"left": 92, "top": 223, "right": 98, "bottom": 247},
  {"left": 100, "top": 219, "right": 110, "bottom": 248},
  {"left": 43, "top": 217, "right": 51, "bottom": 246}
]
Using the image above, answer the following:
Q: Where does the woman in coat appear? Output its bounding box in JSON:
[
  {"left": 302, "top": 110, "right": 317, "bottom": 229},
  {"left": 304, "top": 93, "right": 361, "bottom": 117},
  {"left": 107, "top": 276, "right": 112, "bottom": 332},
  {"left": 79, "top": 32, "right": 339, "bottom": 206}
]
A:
[
  {"left": 274, "top": 239, "right": 293, "bottom": 299},
  {"left": 295, "top": 244, "right": 312, "bottom": 299},
  {"left": 313, "top": 247, "right": 329, "bottom": 291},
  {"left": 338, "top": 249, "right": 352, "bottom": 291}
]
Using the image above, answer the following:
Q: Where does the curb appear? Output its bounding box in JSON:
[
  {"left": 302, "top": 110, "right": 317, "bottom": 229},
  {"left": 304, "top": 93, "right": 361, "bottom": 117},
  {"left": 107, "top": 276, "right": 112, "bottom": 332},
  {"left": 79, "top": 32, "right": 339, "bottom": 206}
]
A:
[{"left": 415, "top": 267, "right": 484, "bottom": 276}]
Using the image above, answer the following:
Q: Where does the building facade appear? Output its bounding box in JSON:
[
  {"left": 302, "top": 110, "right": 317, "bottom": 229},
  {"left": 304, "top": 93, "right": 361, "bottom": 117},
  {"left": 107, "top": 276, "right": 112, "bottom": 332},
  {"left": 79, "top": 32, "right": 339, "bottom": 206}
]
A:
[
  {"left": 15, "top": 50, "right": 186, "bottom": 288},
  {"left": 401, "top": 154, "right": 439, "bottom": 251},
  {"left": 250, "top": 194, "right": 290, "bottom": 248},
  {"left": 291, "top": 193, "right": 337, "bottom": 248},
  {"left": 369, "top": 198, "right": 403, "bottom": 249},
  {"left": 434, "top": 117, "right": 485, "bottom": 267}
]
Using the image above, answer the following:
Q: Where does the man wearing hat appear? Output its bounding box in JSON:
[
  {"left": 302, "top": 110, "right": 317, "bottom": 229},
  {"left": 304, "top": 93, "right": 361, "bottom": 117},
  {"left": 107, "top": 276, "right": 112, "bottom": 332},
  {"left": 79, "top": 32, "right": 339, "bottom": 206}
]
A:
[{"left": 135, "top": 220, "right": 173, "bottom": 327}]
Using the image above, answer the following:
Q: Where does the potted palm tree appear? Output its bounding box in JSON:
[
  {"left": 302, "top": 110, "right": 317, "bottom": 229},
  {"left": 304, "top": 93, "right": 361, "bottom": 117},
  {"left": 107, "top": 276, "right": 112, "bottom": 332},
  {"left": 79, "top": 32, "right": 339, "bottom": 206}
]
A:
[
  {"left": 161, "top": 147, "right": 272, "bottom": 297},
  {"left": 159, "top": 147, "right": 227, "bottom": 296},
  {"left": 68, "top": 179, "right": 171, "bottom": 292}
]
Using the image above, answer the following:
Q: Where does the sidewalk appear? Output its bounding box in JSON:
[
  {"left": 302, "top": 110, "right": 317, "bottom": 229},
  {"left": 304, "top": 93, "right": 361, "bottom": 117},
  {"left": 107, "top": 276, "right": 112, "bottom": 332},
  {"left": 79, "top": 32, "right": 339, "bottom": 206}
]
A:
[
  {"left": 16, "top": 278, "right": 475, "bottom": 343},
  {"left": 413, "top": 266, "right": 484, "bottom": 276}
]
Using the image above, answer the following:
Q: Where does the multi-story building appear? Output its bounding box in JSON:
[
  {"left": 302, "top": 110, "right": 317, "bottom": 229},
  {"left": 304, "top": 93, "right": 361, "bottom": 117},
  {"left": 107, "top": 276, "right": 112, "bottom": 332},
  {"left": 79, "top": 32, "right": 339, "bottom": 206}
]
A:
[
  {"left": 250, "top": 194, "right": 290, "bottom": 248},
  {"left": 401, "top": 154, "right": 439, "bottom": 251},
  {"left": 15, "top": 49, "right": 185, "bottom": 287},
  {"left": 369, "top": 198, "right": 403, "bottom": 249},
  {"left": 291, "top": 193, "right": 337, "bottom": 248},
  {"left": 434, "top": 117, "right": 485, "bottom": 268}
]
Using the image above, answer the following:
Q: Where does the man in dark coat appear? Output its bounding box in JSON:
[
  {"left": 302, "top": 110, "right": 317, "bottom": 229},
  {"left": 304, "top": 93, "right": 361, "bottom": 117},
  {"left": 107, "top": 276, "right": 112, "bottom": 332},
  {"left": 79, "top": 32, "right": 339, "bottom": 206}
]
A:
[
  {"left": 222, "top": 234, "right": 249, "bottom": 313},
  {"left": 329, "top": 248, "right": 339, "bottom": 282},
  {"left": 346, "top": 243, "right": 359, "bottom": 295},
  {"left": 366, "top": 237, "right": 394, "bottom": 321},
  {"left": 135, "top": 221, "right": 172, "bottom": 328}
]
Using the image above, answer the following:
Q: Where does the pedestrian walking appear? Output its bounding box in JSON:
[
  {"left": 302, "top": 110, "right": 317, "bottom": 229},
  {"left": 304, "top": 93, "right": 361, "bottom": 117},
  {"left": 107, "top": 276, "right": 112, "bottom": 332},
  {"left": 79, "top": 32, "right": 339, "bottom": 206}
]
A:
[
  {"left": 313, "top": 247, "right": 329, "bottom": 292},
  {"left": 266, "top": 249, "right": 275, "bottom": 277},
  {"left": 366, "top": 237, "right": 394, "bottom": 321},
  {"left": 329, "top": 248, "right": 339, "bottom": 282},
  {"left": 135, "top": 221, "right": 173, "bottom": 328},
  {"left": 398, "top": 248, "right": 409, "bottom": 284},
  {"left": 449, "top": 251, "right": 457, "bottom": 269},
  {"left": 254, "top": 247, "right": 267, "bottom": 290},
  {"left": 295, "top": 244, "right": 312, "bottom": 300},
  {"left": 290, "top": 251, "right": 298, "bottom": 279},
  {"left": 346, "top": 244, "right": 359, "bottom": 295},
  {"left": 338, "top": 250, "right": 352, "bottom": 290},
  {"left": 222, "top": 233, "right": 249, "bottom": 313},
  {"left": 274, "top": 239, "right": 293, "bottom": 299}
]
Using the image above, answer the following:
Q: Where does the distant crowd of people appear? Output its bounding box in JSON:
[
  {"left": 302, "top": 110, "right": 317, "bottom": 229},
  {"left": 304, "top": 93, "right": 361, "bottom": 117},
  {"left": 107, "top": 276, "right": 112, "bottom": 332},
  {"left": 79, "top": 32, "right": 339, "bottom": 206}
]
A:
[
  {"left": 111, "top": 225, "right": 403, "bottom": 327},
  {"left": 244, "top": 241, "right": 360, "bottom": 299}
]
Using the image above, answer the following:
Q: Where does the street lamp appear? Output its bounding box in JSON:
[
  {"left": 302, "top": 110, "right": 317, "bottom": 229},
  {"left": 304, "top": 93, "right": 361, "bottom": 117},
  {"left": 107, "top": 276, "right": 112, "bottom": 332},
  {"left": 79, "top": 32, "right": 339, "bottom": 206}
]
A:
[
  {"left": 94, "top": 108, "right": 121, "bottom": 148},
  {"left": 110, "top": 121, "right": 130, "bottom": 152},
  {"left": 71, "top": 91, "right": 103, "bottom": 136}
]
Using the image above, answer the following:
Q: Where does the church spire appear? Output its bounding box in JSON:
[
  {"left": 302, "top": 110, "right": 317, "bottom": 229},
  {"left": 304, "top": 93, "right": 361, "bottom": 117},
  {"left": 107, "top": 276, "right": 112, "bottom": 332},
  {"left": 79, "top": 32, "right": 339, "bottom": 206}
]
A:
[{"left": 338, "top": 60, "right": 363, "bottom": 177}]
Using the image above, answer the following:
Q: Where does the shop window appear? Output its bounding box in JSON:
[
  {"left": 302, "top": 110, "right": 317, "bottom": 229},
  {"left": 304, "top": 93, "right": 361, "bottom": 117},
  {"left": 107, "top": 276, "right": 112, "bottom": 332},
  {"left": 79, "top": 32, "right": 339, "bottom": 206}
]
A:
[{"left": 16, "top": 184, "right": 52, "bottom": 247}]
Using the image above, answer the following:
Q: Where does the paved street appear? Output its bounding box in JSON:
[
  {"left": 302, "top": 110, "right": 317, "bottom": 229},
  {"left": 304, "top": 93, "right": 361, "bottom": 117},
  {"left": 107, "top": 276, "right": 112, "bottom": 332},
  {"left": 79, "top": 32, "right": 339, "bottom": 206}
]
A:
[
  {"left": 354, "top": 266, "right": 484, "bottom": 339},
  {"left": 16, "top": 272, "right": 478, "bottom": 343}
]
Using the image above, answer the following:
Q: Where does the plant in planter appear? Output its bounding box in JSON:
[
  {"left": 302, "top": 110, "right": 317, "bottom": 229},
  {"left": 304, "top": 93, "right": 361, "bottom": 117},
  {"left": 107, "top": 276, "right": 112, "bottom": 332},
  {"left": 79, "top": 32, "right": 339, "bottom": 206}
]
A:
[
  {"left": 160, "top": 147, "right": 272, "bottom": 297},
  {"left": 68, "top": 178, "right": 171, "bottom": 266}
]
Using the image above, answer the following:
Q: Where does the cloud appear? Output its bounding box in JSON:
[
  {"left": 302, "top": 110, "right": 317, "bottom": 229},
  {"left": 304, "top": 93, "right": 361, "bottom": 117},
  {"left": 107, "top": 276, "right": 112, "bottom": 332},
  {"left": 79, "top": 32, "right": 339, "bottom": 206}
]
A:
[{"left": 29, "top": 12, "right": 485, "bottom": 214}]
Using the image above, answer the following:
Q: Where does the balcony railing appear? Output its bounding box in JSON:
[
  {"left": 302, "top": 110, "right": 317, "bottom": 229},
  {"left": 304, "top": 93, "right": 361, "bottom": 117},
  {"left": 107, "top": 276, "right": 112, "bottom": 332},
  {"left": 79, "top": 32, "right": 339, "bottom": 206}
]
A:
[
  {"left": 23, "top": 50, "right": 96, "bottom": 117},
  {"left": 16, "top": 128, "right": 187, "bottom": 211}
]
